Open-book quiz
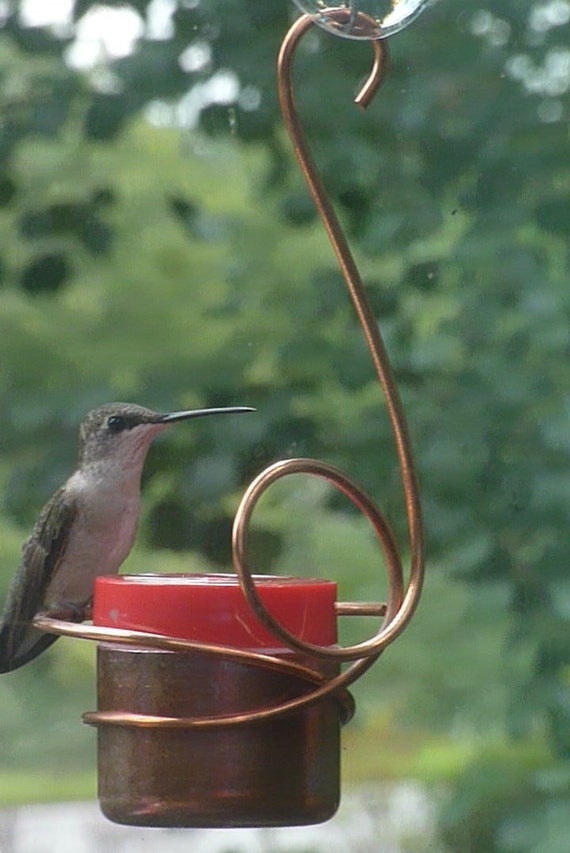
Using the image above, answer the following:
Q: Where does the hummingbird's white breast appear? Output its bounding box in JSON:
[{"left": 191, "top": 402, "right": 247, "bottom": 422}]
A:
[{"left": 43, "top": 461, "right": 144, "bottom": 608}]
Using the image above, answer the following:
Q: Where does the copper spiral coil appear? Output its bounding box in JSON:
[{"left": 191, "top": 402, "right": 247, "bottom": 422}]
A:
[{"left": 34, "top": 10, "right": 425, "bottom": 732}]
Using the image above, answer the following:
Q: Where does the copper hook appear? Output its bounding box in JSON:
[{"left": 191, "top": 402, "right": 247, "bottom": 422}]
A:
[{"left": 232, "top": 12, "right": 425, "bottom": 662}]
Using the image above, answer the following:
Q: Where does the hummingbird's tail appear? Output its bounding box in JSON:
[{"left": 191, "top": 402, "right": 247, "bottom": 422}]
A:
[{"left": 0, "top": 620, "right": 58, "bottom": 673}]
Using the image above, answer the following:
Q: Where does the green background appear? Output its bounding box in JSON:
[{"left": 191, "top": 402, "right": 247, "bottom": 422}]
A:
[{"left": 0, "top": 2, "right": 569, "bottom": 850}]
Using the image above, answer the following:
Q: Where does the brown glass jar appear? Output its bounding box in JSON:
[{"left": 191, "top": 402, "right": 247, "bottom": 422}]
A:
[{"left": 88, "top": 574, "right": 349, "bottom": 828}]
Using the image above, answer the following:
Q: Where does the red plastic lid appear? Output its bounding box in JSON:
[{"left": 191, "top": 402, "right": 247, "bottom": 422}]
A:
[{"left": 93, "top": 574, "right": 337, "bottom": 649}]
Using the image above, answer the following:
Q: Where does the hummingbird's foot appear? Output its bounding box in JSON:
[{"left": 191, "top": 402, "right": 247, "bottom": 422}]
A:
[
  {"left": 67, "top": 602, "right": 88, "bottom": 623},
  {"left": 38, "top": 601, "right": 88, "bottom": 623}
]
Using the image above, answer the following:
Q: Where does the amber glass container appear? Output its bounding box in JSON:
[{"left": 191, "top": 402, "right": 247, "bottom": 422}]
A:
[{"left": 90, "top": 574, "right": 347, "bottom": 827}]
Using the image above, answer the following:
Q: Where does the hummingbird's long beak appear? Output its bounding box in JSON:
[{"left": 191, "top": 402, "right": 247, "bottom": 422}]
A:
[{"left": 159, "top": 406, "right": 255, "bottom": 424}]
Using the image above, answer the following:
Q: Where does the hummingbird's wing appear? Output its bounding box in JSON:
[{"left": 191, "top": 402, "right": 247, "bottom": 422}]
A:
[{"left": 0, "top": 487, "right": 77, "bottom": 673}]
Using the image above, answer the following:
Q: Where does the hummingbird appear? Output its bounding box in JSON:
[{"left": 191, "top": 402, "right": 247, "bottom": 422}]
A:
[{"left": 0, "top": 401, "right": 254, "bottom": 673}]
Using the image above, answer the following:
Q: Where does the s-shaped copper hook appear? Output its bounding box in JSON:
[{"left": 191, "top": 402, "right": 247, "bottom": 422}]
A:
[{"left": 232, "top": 12, "right": 425, "bottom": 665}]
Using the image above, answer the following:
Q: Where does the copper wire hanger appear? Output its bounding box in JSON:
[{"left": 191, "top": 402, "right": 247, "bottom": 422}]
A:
[
  {"left": 35, "top": 10, "right": 425, "bottom": 728},
  {"left": 232, "top": 10, "right": 425, "bottom": 663}
]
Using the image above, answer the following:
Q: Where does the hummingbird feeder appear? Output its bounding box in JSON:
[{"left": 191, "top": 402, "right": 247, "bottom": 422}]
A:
[{"left": 33, "top": 1, "right": 430, "bottom": 829}]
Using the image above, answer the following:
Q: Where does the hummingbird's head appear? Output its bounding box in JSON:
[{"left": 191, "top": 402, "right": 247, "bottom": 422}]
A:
[{"left": 77, "top": 402, "right": 254, "bottom": 468}]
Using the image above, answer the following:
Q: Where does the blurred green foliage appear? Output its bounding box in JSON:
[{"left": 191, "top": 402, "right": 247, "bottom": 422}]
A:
[{"left": 0, "top": 1, "right": 569, "bottom": 850}]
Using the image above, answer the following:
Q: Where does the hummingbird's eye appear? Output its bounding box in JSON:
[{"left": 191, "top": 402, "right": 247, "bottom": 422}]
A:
[{"left": 107, "top": 415, "right": 128, "bottom": 432}]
